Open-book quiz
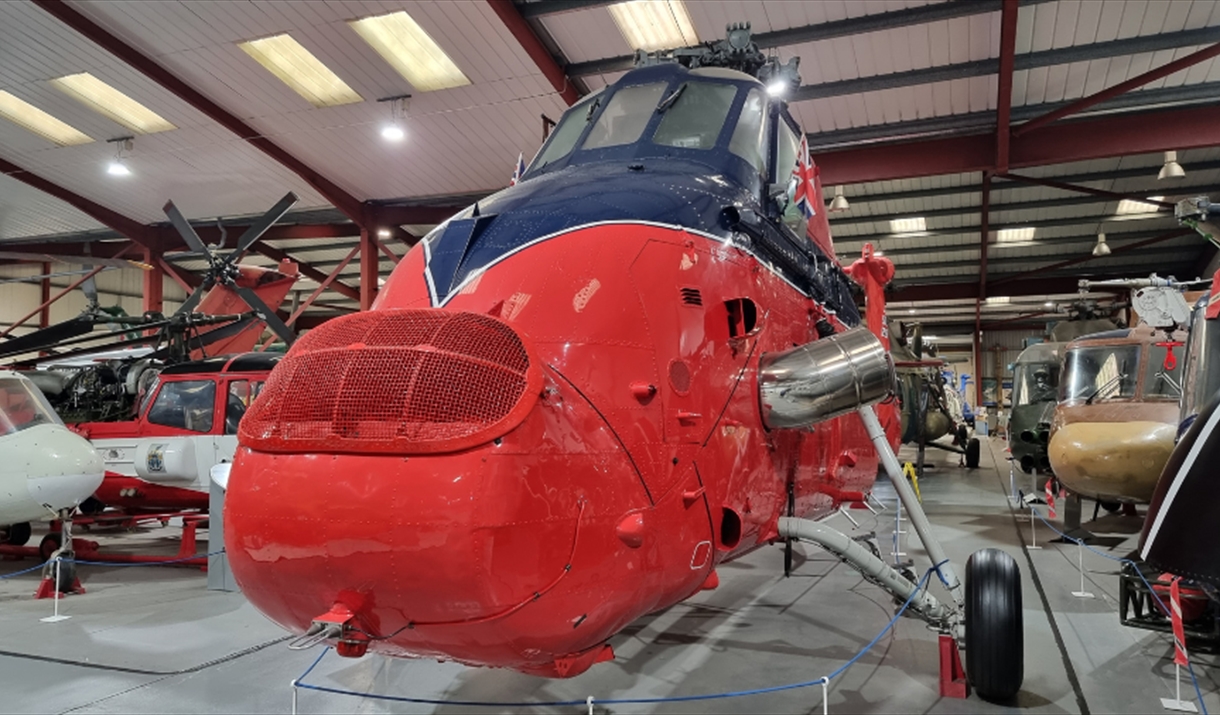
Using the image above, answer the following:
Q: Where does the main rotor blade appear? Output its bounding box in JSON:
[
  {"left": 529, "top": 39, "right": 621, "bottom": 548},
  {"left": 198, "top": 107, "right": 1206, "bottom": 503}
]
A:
[
  {"left": 0, "top": 251, "right": 152, "bottom": 270},
  {"left": 228, "top": 192, "right": 298, "bottom": 260},
  {"left": 145, "top": 316, "right": 258, "bottom": 361},
  {"left": 81, "top": 266, "right": 99, "bottom": 307},
  {"left": 0, "top": 317, "right": 96, "bottom": 359},
  {"left": 174, "top": 281, "right": 209, "bottom": 317},
  {"left": 233, "top": 285, "right": 296, "bottom": 346},
  {"left": 163, "top": 200, "right": 211, "bottom": 256}
]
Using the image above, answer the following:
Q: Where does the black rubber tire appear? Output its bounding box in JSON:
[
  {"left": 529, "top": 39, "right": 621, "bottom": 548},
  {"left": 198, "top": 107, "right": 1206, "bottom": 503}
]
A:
[
  {"left": 53, "top": 558, "right": 76, "bottom": 593},
  {"left": 39, "top": 533, "right": 61, "bottom": 562},
  {"left": 965, "top": 548, "right": 1023, "bottom": 702},
  {"left": 4, "top": 522, "right": 31, "bottom": 546},
  {"left": 1100, "top": 500, "right": 1121, "bottom": 513},
  {"left": 966, "top": 438, "right": 981, "bottom": 469},
  {"left": 956, "top": 424, "right": 969, "bottom": 448}
]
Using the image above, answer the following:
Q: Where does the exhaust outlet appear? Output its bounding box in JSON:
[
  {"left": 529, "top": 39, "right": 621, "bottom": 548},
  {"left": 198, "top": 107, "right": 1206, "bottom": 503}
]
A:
[
  {"left": 759, "top": 326, "right": 893, "bottom": 429},
  {"left": 1020, "top": 430, "right": 1036, "bottom": 444}
]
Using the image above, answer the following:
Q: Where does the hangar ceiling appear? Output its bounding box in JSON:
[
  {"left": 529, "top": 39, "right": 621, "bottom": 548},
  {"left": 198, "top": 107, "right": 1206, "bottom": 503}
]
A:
[{"left": 0, "top": 0, "right": 1217, "bottom": 341}]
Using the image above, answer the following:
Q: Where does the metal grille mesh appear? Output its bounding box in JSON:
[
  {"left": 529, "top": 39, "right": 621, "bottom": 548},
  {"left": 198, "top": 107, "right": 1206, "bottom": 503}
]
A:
[{"left": 240, "top": 310, "right": 539, "bottom": 455}]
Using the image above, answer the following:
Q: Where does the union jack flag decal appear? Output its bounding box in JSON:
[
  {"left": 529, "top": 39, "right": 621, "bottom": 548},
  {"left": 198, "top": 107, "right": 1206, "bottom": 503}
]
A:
[
  {"left": 791, "top": 134, "right": 818, "bottom": 220},
  {"left": 510, "top": 152, "right": 525, "bottom": 186}
]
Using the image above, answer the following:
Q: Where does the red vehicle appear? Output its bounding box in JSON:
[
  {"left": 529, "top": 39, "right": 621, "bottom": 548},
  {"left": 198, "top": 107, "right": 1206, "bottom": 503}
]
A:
[
  {"left": 72, "top": 353, "right": 277, "bottom": 512},
  {"left": 224, "top": 31, "right": 1024, "bottom": 702}
]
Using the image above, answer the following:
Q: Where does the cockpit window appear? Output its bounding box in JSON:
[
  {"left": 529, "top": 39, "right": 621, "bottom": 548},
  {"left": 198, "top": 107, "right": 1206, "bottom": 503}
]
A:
[
  {"left": 1144, "top": 343, "right": 1184, "bottom": 399},
  {"left": 774, "top": 119, "right": 804, "bottom": 231},
  {"left": 1062, "top": 345, "right": 1139, "bottom": 402},
  {"left": 148, "top": 380, "right": 216, "bottom": 433},
  {"left": 728, "top": 88, "right": 766, "bottom": 171},
  {"left": 583, "top": 82, "right": 667, "bottom": 150},
  {"left": 532, "top": 91, "right": 603, "bottom": 169},
  {"left": 0, "top": 377, "right": 60, "bottom": 434},
  {"left": 653, "top": 82, "right": 737, "bottom": 150},
  {"left": 1012, "top": 362, "right": 1059, "bottom": 407}
]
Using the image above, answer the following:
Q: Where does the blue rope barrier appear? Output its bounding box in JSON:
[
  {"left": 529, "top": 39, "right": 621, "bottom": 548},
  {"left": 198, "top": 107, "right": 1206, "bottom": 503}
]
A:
[
  {"left": 1028, "top": 506, "right": 1210, "bottom": 715},
  {"left": 0, "top": 562, "right": 49, "bottom": 580},
  {"left": 293, "top": 560, "right": 949, "bottom": 708},
  {"left": 0, "top": 550, "right": 223, "bottom": 579}
]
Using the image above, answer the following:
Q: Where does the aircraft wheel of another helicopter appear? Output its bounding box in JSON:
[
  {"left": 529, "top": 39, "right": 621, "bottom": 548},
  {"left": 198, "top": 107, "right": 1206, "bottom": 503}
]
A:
[
  {"left": 964, "top": 548, "right": 1024, "bottom": 702},
  {"left": 3, "top": 521, "right": 31, "bottom": 546},
  {"left": 1100, "top": 500, "right": 1121, "bottom": 513},
  {"left": 52, "top": 557, "right": 76, "bottom": 593},
  {"left": 965, "top": 438, "right": 981, "bottom": 469},
  {"left": 39, "top": 532, "right": 61, "bottom": 562}
]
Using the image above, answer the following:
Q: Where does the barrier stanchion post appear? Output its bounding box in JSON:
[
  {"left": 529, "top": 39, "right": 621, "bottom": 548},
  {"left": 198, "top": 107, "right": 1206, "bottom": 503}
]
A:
[
  {"left": 821, "top": 676, "right": 830, "bottom": 715},
  {"left": 40, "top": 558, "right": 71, "bottom": 623},
  {"left": 291, "top": 679, "right": 298, "bottom": 715},
  {"left": 1071, "top": 541, "right": 1095, "bottom": 598},
  {"left": 891, "top": 495, "right": 907, "bottom": 563},
  {"left": 586, "top": 695, "right": 595, "bottom": 715},
  {"left": 1028, "top": 506, "right": 1042, "bottom": 550}
]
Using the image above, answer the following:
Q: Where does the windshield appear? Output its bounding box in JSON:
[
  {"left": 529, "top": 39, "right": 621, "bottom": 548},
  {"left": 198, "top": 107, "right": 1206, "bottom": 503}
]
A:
[
  {"left": 653, "top": 81, "right": 737, "bottom": 150},
  {"left": 531, "top": 91, "right": 603, "bottom": 169},
  {"left": 0, "top": 377, "right": 61, "bottom": 434},
  {"left": 1012, "top": 362, "right": 1060, "bottom": 407},
  {"left": 1184, "top": 305, "right": 1220, "bottom": 416},
  {"left": 582, "top": 82, "right": 666, "bottom": 150},
  {"left": 1144, "top": 342, "right": 1184, "bottom": 399},
  {"left": 1061, "top": 344, "right": 1139, "bottom": 402}
]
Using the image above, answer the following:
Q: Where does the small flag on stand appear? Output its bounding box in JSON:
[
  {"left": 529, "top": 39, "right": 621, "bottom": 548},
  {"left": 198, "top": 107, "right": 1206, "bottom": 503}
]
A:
[
  {"left": 791, "top": 135, "right": 818, "bottom": 220},
  {"left": 1045, "top": 478, "right": 1056, "bottom": 518},
  {"left": 510, "top": 152, "right": 525, "bottom": 186}
]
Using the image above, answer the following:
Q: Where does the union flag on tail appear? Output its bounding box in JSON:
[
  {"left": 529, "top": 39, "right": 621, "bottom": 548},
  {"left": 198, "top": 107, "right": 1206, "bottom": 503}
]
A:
[{"left": 792, "top": 135, "right": 818, "bottom": 220}]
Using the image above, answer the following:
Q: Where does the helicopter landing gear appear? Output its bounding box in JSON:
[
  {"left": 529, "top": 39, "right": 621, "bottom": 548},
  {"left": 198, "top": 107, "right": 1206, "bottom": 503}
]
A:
[
  {"left": 964, "top": 548, "right": 1023, "bottom": 701},
  {"left": 965, "top": 438, "right": 981, "bottom": 469}
]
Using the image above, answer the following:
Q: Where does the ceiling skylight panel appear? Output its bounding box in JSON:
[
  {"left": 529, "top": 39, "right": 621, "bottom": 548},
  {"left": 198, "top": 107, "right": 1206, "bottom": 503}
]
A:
[
  {"left": 239, "top": 34, "right": 363, "bottom": 107},
  {"left": 349, "top": 11, "right": 470, "bottom": 92},
  {"left": 0, "top": 91, "right": 92, "bottom": 145},
  {"left": 608, "top": 0, "right": 700, "bottom": 52},
  {"left": 50, "top": 73, "right": 176, "bottom": 134}
]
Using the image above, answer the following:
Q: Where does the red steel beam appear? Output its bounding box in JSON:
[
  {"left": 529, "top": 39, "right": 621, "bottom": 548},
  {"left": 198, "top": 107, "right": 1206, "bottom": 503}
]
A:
[
  {"left": 979, "top": 172, "right": 992, "bottom": 300},
  {"left": 157, "top": 257, "right": 196, "bottom": 293},
  {"left": 0, "top": 158, "right": 154, "bottom": 248},
  {"left": 142, "top": 247, "right": 163, "bottom": 314},
  {"left": 815, "top": 103, "right": 1220, "bottom": 185},
  {"left": 999, "top": 172, "right": 1176, "bottom": 208},
  {"left": 360, "top": 228, "right": 378, "bottom": 310},
  {"left": 260, "top": 245, "right": 360, "bottom": 350},
  {"left": 39, "top": 262, "right": 51, "bottom": 329},
  {"left": 994, "top": 0, "right": 1019, "bottom": 171},
  {"left": 253, "top": 243, "right": 361, "bottom": 302},
  {"left": 368, "top": 205, "right": 465, "bottom": 227},
  {"left": 1014, "top": 42, "right": 1220, "bottom": 137},
  {"left": 34, "top": 0, "right": 367, "bottom": 226},
  {"left": 990, "top": 227, "right": 1193, "bottom": 286},
  {"left": 486, "top": 0, "right": 580, "bottom": 106}
]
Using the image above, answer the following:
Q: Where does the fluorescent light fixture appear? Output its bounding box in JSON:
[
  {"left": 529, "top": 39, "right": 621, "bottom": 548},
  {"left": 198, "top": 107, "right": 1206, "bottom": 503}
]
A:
[
  {"left": 873, "top": 250, "right": 884, "bottom": 257},
  {"left": 889, "top": 216, "right": 926, "bottom": 233},
  {"left": 50, "top": 73, "right": 175, "bottom": 134},
  {"left": 1045, "top": 302, "right": 1055, "bottom": 308},
  {"left": 908, "top": 309, "right": 916, "bottom": 314},
  {"left": 239, "top": 34, "right": 363, "bottom": 107},
  {"left": 996, "top": 227, "right": 1035, "bottom": 242},
  {"left": 1116, "top": 196, "right": 1164, "bottom": 215},
  {"left": 350, "top": 11, "right": 470, "bottom": 92},
  {"left": 381, "top": 124, "right": 405, "bottom": 141},
  {"left": 376, "top": 228, "right": 391, "bottom": 238},
  {"left": 924, "top": 335, "right": 939, "bottom": 341},
  {"left": 0, "top": 91, "right": 92, "bottom": 145},
  {"left": 106, "top": 159, "right": 131, "bottom": 177},
  {"left": 985, "top": 296, "right": 1011, "bottom": 304},
  {"left": 608, "top": 0, "right": 699, "bottom": 52}
]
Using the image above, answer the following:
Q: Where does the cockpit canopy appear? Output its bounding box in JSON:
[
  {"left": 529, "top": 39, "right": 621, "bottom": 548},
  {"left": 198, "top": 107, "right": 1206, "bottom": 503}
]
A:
[
  {"left": 1060, "top": 332, "right": 1183, "bottom": 404},
  {"left": 525, "top": 64, "right": 803, "bottom": 224},
  {"left": 0, "top": 374, "right": 62, "bottom": 435}
]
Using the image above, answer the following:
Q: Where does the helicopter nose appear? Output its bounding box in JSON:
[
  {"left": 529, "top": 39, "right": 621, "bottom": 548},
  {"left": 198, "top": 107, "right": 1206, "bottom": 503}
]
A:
[{"left": 22, "top": 425, "right": 105, "bottom": 512}]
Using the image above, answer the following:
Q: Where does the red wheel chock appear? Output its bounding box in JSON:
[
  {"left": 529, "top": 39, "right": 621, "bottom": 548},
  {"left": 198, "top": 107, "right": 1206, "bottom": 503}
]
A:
[
  {"left": 34, "top": 577, "right": 85, "bottom": 600},
  {"left": 939, "top": 634, "right": 969, "bottom": 698}
]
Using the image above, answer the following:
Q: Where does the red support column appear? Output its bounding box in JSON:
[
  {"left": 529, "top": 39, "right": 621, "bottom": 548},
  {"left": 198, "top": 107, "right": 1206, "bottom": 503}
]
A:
[
  {"left": 142, "top": 247, "right": 164, "bottom": 314},
  {"left": 974, "top": 300, "right": 983, "bottom": 408},
  {"left": 39, "top": 262, "right": 51, "bottom": 328},
  {"left": 360, "top": 228, "right": 378, "bottom": 311}
]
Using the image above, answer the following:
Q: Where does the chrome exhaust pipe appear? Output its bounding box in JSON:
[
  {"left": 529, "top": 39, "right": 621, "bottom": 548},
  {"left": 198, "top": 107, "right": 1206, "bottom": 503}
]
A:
[{"left": 759, "top": 327, "right": 894, "bottom": 429}]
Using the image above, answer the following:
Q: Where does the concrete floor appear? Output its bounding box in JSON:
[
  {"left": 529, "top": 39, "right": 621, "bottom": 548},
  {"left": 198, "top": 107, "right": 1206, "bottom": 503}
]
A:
[{"left": 1, "top": 437, "right": 1216, "bottom": 714}]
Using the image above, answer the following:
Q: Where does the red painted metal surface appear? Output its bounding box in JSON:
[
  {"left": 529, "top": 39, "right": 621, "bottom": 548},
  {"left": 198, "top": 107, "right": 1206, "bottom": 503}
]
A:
[
  {"left": 994, "top": 0, "right": 1019, "bottom": 171},
  {"left": 226, "top": 221, "right": 900, "bottom": 678}
]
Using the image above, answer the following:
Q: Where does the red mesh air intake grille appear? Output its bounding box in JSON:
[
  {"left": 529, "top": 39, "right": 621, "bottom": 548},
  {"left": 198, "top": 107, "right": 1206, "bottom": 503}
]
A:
[{"left": 239, "top": 309, "right": 542, "bottom": 455}]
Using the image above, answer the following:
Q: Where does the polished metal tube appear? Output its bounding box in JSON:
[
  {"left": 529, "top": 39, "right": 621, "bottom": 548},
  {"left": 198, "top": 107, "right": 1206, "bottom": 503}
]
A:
[{"left": 758, "top": 326, "right": 894, "bottom": 429}]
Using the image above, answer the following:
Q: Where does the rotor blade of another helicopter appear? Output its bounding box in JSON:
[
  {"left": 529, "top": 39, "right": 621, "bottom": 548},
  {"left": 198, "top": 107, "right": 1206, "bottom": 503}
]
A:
[
  {"left": 0, "top": 317, "right": 96, "bottom": 359},
  {"left": 228, "top": 192, "right": 298, "bottom": 260},
  {"left": 144, "top": 316, "right": 259, "bottom": 361},
  {"left": 163, "top": 200, "right": 211, "bottom": 256},
  {"left": 232, "top": 284, "right": 296, "bottom": 346},
  {"left": 0, "top": 251, "right": 152, "bottom": 270},
  {"left": 81, "top": 267, "right": 99, "bottom": 307},
  {"left": 6, "top": 330, "right": 163, "bottom": 368},
  {"left": 173, "top": 281, "right": 209, "bottom": 318}
]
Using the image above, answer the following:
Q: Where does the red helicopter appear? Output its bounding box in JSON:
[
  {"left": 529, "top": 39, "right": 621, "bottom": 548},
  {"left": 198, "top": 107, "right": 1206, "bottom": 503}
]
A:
[{"left": 225, "top": 27, "right": 1023, "bottom": 701}]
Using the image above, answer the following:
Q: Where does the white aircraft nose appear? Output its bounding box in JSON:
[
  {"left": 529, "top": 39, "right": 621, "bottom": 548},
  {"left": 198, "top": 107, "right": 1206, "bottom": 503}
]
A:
[{"left": 22, "top": 426, "right": 105, "bottom": 513}]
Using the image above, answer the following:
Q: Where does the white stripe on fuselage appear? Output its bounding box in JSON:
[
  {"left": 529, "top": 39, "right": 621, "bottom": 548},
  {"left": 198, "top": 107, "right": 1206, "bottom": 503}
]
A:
[{"left": 1141, "top": 405, "right": 1220, "bottom": 558}]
